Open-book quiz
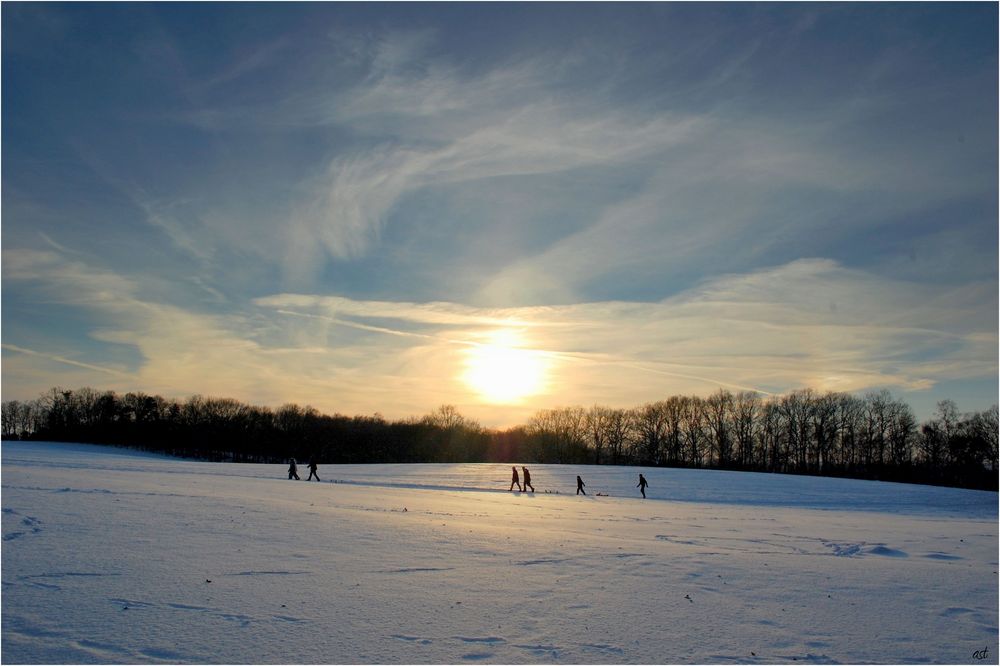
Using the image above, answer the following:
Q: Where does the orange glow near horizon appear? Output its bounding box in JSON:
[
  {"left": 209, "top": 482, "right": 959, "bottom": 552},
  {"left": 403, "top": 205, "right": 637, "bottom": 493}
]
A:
[{"left": 461, "top": 330, "right": 549, "bottom": 404}]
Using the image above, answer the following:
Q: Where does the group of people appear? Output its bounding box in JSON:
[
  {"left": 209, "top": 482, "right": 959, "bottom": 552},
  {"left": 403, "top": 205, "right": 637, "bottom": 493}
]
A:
[
  {"left": 512, "top": 467, "right": 651, "bottom": 498},
  {"left": 287, "top": 459, "right": 650, "bottom": 499},
  {"left": 508, "top": 466, "right": 535, "bottom": 492},
  {"left": 287, "top": 458, "right": 320, "bottom": 481}
]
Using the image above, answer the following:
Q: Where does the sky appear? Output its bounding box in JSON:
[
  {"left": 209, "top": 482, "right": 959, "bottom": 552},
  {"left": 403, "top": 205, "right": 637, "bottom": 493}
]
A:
[{"left": 2, "top": 3, "right": 997, "bottom": 427}]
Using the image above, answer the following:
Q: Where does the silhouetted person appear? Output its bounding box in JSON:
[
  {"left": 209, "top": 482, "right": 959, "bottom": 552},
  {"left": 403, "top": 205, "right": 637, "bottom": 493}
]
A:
[
  {"left": 522, "top": 466, "right": 534, "bottom": 492},
  {"left": 509, "top": 466, "right": 522, "bottom": 492},
  {"left": 637, "top": 473, "right": 648, "bottom": 498},
  {"left": 576, "top": 475, "right": 586, "bottom": 495},
  {"left": 288, "top": 458, "right": 299, "bottom": 480},
  {"left": 307, "top": 459, "right": 320, "bottom": 481}
]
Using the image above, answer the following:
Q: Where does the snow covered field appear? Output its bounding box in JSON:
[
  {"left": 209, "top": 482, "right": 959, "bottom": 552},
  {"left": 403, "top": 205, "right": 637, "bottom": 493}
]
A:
[{"left": 2, "top": 441, "right": 997, "bottom": 664}]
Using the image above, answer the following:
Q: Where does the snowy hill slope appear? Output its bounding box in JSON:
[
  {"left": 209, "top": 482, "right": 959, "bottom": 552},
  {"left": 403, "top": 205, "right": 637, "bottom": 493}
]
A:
[{"left": 2, "top": 441, "right": 997, "bottom": 664}]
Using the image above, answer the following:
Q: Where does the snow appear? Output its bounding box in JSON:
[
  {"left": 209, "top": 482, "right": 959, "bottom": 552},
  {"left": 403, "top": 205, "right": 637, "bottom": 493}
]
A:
[{"left": 2, "top": 441, "right": 997, "bottom": 664}]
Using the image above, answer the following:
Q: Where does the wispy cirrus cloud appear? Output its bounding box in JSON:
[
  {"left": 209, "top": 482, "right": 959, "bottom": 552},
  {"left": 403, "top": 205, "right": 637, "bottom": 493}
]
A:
[
  {"left": 270, "top": 22, "right": 995, "bottom": 300},
  {"left": 285, "top": 107, "right": 701, "bottom": 278},
  {"left": 264, "top": 31, "right": 706, "bottom": 279}
]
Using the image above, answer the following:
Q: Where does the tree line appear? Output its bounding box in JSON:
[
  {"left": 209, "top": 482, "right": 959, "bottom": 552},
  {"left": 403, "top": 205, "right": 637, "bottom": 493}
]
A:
[{"left": 2, "top": 386, "right": 996, "bottom": 490}]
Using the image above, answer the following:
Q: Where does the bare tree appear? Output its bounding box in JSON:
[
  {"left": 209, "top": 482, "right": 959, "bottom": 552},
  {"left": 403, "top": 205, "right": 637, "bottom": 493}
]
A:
[
  {"left": 681, "top": 396, "right": 707, "bottom": 467},
  {"left": 886, "top": 399, "right": 917, "bottom": 466},
  {"left": 969, "top": 405, "right": 999, "bottom": 471},
  {"left": 528, "top": 406, "right": 587, "bottom": 463},
  {"left": 633, "top": 401, "right": 669, "bottom": 465},
  {"left": 779, "top": 389, "right": 815, "bottom": 471},
  {"left": 733, "top": 391, "right": 760, "bottom": 468},
  {"left": 423, "top": 404, "right": 473, "bottom": 430},
  {"left": 704, "top": 389, "right": 734, "bottom": 467},
  {"left": 760, "top": 400, "right": 786, "bottom": 471},
  {"left": 918, "top": 399, "right": 959, "bottom": 468},
  {"left": 662, "top": 396, "right": 686, "bottom": 465},
  {"left": 2, "top": 401, "right": 21, "bottom": 439},
  {"left": 836, "top": 394, "right": 865, "bottom": 469},
  {"left": 604, "top": 408, "right": 633, "bottom": 465},
  {"left": 811, "top": 392, "right": 840, "bottom": 472},
  {"left": 585, "top": 405, "right": 613, "bottom": 465}
]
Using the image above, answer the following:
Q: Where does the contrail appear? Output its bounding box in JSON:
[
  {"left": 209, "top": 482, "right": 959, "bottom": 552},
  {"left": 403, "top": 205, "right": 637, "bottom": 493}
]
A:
[
  {"left": 2, "top": 344, "right": 132, "bottom": 377},
  {"left": 273, "top": 309, "right": 484, "bottom": 346}
]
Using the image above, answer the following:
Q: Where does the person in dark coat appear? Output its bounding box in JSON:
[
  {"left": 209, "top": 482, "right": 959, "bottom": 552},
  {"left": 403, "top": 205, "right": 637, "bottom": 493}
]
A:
[
  {"left": 509, "top": 466, "right": 522, "bottom": 492},
  {"left": 288, "top": 458, "right": 300, "bottom": 480},
  {"left": 576, "top": 475, "right": 586, "bottom": 495},
  {"left": 637, "top": 473, "right": 649, "bottom": 498},
  {"left": 522, "top": 466, "right": 534, "bottom": 492},
  {"left": 307, "top": 459, "right": 320, "bottom": 481}
]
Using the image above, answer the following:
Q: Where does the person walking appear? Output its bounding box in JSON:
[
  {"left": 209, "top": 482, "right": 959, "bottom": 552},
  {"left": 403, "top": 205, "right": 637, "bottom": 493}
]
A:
[
  {"left": 509, "top": 466, "right": 522, "bottom": 492},
  {"left": 522, "top": 466, "right": 534, "bottom": 492},
  {"left": 576, "top": 475, "right": 586, "bottom": 495},
  {"left": 307, "top": 459, "right": 320, "bottom": 481},
  {"left": 637, "top": 473, "right": 649, "bottom": 498},
  {"left": 288, "top": 458, "right": 300, "bottom": 480}
]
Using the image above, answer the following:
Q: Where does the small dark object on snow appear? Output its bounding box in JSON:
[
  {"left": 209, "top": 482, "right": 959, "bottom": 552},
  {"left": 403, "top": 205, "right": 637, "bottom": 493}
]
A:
[
  {"left": 206, "top": 579, "right": 212, "bottom": 583},
  {"left": 751, "top": 652, "right": 756, "bottom": 657},
  {"left": 684, "top": 594, "right": 692, "bottom": 602}
]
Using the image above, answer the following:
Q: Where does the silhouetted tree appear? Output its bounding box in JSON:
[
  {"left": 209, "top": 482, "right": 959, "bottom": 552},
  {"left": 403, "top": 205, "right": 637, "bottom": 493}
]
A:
[
  {"left": 704, "top": 389, "right": 734, "bottom": 467},
  {"left": 4, "top": 386, "right": 995, "bottom": 490}
]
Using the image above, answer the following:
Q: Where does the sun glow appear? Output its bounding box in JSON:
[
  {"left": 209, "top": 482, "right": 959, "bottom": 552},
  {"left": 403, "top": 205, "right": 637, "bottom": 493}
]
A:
[{"left": 461, "top": 330, "right": 549, "bottom": 404}]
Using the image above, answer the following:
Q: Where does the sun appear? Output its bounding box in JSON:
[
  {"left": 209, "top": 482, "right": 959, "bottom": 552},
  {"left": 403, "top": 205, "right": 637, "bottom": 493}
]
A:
[{"left": 461, "top": 330, "right": 549, "bottom": 404}]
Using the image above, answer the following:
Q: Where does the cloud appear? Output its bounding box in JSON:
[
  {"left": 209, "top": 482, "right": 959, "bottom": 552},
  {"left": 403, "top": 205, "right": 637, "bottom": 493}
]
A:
[
  {"left": 61, "top": 20, "right": 993, "bottom": 305},
  {"left": 285, "top": 107, "right": 701, "bottom": 276},
  {"left": 258, "top": 23, "right": 997, "bottom": 301},
  {"left": 3, "top": 244, "right": 995, "bottom": 426},
  {"left": 259, "top": 258, "right": 996, "bottom": 420},
  {"left": 274, "top": 31, "right": 705, "bottom": 278},
  {"left": 4, "top": 13, "right": 995, "bottom": 425}
]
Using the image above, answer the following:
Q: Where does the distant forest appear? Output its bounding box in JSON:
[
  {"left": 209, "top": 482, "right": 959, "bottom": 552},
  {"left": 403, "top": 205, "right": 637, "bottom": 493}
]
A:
[{"left": 2, "top": 387, "right": 996, "bottom": 490}]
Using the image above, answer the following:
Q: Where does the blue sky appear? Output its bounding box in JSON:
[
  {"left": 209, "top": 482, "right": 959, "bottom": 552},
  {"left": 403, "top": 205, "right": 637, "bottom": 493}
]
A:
[{"left": 3, "top": 3, "right": 997, "bottom": 425}]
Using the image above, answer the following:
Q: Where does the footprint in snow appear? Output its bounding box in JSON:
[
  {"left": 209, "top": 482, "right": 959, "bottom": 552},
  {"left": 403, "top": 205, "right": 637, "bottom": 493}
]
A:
[
  {"left": 391, "top": 635, "right": 433, "bottom": 645},
  {"left": 581, "top": 643, "right": 625, "bottom": 655},
  {"left": 865, "top": 545, "right": 908, "bottom": 557}
]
